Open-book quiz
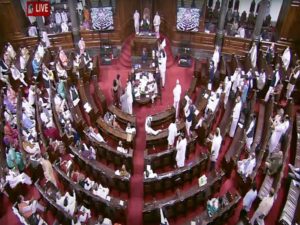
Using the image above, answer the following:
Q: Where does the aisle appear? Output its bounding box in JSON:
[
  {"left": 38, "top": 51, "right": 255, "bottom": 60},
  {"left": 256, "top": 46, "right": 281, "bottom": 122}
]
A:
[{"left": 126, "top": 114, "right": 145, "bottom": 225}]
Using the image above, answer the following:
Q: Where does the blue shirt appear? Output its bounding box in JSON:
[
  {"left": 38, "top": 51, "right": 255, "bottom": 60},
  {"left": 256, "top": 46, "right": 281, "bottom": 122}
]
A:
[{"left": 243, "top": 189, "right": 257, "bottom": 212}]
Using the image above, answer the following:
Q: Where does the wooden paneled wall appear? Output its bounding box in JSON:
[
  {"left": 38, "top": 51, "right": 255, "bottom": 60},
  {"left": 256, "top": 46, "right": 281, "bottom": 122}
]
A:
[{"left": 0, "top": 0, "right": 28, "bottom": 50}]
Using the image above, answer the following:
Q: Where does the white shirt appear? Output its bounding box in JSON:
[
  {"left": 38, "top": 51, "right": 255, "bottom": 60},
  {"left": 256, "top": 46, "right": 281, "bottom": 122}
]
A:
[
  {"left": 173, "top": 84, "right": 182, "bottom": 102},
  {"left": 243, "top": 189, "right": 257, "bottom": 211},
  {"left": 210, "top": 134, "right": 222, "bottom": 162},
  {"left": 61, "top": 11, "right": 68, "bottom": 23},
  {"left": 153, "top": 14, "right": 161, "bottom": 26},
  {"left": 232, "top": 100, "right": 242, "bottom": 120},
  {"left": 55, "top": 12, "right": 62, "bottom": 24},
  {"left": 133, "top": 11, "right": 140, "bottom": 25}
]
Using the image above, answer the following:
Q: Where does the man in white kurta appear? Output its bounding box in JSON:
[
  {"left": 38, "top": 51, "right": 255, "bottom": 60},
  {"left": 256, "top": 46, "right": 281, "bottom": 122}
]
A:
[
  {"left": 212, "top": 46, "right": 220, "bottom": 73},
  {"left": 61, "top": 22, "right": 69, "bottom": 32},
  {"left": 145, "top": 116, "right": 162, "bottom": 135},
  {"left": 205, "top": 92, "right": 220, "bottom": 115},
  {"left": 229, "top": 96, "right": 242, "bottom": 137},
  {"left": 175, "top": 135, "right": 187, "bottom": 168},
  {"left": 153, "top": 12, "right": 161, "bottom": 37},
  {"left": 55, "top": 11, "right": 62, "bottom": 25},
  {"left": 223, "top": 75, "right": 232, "bottom": 108},
  {"left": 246, "top": 115, "right": 256, "bottom": 150},
  {"left": 281, "top": 46, "right": 291, "bottom": 71},
  {"left": 209, "top": 128, "right": 222, "bottom": 170},
  {"left": 126, "top": 80, "right": 133, "bottom": 115},
  {"left": 133, "top": 10, "right": 140, "bottom": 34},
  {"left": 249, "top": 42, "right": 257, "bottom": 68},
  {"left": 42, "top": 31, "right": 51, "bottom": 48},
  {"left": 61, "top": 11, "right": 68, "bottom": 23},
  {"left": 37, "top": 42, "right": 45, "bottom": 58},
  {"left": 78, "top": 38, "right": 86, "bottom": 55},
  {"left": 168, "top": 122, "right": 178, "bottom": 148},
  {"left": 158, "top": 50, "right": 167, "bottom": 87},
  {"left": 256, "top": 70, "right": 266, "bottom": 91},
  {"left": 243, "top": 183, "right": 257, "bottom": 212},
  {"left": 250, "top": 189, "right": 275, "bottom": 225},
  {"left": 286, "top": 63, "right": 300, "bottom": 99},
  {"left": 264, "top": 66, "right": 280, "bottom": 102},
  {"left": 268, "top": 121, "right": 286, "bottom": 153},
  {"left": 173, "top": 80, "right": 182, "bottom": 119},
  {"left": 120, "top": 91, "right": 129, "bottom": 114},
  {"left": 231, "top": 68, "right": 241, "bottom": 94},
  {"left": 237, "top": 153, "right": 256, "bottom": 177}
]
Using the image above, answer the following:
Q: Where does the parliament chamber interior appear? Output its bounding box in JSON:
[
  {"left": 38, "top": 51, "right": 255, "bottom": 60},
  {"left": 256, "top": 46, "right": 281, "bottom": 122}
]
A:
[{"left": 0, "top": 0, "right": 300, "bottom": 224}]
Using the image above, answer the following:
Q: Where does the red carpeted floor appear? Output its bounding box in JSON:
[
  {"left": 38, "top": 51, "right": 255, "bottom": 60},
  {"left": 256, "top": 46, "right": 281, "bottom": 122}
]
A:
[{"left": 0, "top": 35, "right": 296, "bottom": 225}]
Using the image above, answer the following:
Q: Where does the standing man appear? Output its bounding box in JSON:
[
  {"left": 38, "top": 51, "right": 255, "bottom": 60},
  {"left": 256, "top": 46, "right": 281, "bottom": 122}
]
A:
[
  {"left": 126, "top": 80, "right": 133, "bottom": 115},
  {"left": 268, "top": 120, "right": 286, "bottom": 153},
  {"left": 281, "top": 46, "right": 291, "bottom": 71},
  {"left": 286, "top": 60, "right": 300, "bottom": 99},
  {"left": 207, "top": 128, "right": 222, "bottom": 171},
  {"left": 229, "top": 96, "right": 242, "bottom": 138},
  {"left": 167, "top": 120, "right": 178, "bottom": 149},
  {"left": 212, "top": 46, "right": 220, "bottom": 73},
  {"left": 243, "top": 183, "right": 257, "bottom": 212},
  {"left": 265, "top": 64, "right": 280, "bottom": 102},
  {"left": 250, "top": 189, "right": 275, "bottom": 225},
  {"left": 78, "top": 38, "right": 86, "bottom": 56},
  {"left": 184, "top": 98, "right": 195, "bottom": 137},
  {"left": 173, "top": 79, "right": 182, "bottom": 119},
  {"left": 133, "top": 10, "right": 140, "bottom": 34},
  {"left": 223, "top": 75, "right": 232, "bottom": 108},
  {"left": 245, "top": 114, "right": 256, "bottom": 151},
  {"left": 158, "top": 50, "right": 167, "bottom": 88},
  {"left": 175, "top": 134, "right": 187, "bottom": 168},
  {"left": 249, "top": 42, "right": 257, "bottom": 68},
  {"left": 120, "top": 91, "right": 129, "bottom": 114},
  {"left": 208, "top": 60, "right": 215, "bottom": 90},
  {"left": 153, "top": 12, "right": 161, "bottom": 38}
]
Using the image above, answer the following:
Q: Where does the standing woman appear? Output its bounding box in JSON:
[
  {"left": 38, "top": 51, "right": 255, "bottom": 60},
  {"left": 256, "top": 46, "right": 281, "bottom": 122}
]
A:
[
  {"left": 112, "top": 79, "right": 119, "bottom": 106},
  {"left": 116, "top": 74, "right": 123, "bottom": 100}
]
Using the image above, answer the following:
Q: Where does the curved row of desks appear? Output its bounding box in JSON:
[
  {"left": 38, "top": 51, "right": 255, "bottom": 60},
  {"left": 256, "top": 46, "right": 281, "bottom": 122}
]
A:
[
  {"left": 143, "top": 170, "right": 225, "bottom": 224},
  {"left": 69, "top": 146, "right": 130, "bottom": 194},
  {"left": 53, "top": 162, "right": 127, "bottom": 222},
  {"left": 144, "top": 153, "right": 208, "bottom": 196}
]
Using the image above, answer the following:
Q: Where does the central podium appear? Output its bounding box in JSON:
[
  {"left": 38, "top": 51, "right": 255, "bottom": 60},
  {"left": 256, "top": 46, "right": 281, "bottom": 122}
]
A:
[{"left": 131, "top": 33, "right": 158, "bottom": 57}]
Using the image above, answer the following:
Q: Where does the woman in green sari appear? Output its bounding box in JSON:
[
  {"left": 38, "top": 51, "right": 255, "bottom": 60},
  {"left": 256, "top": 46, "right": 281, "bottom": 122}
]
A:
[{"left": 6, "top": 146, "right": 25, "bottom": 172}]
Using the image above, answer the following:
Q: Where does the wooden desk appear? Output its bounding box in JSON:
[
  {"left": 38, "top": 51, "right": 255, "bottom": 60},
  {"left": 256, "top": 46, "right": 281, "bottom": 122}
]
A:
[
  {"left": 145, "top": 135, "right": 197, "bottom": 170},
  {"left": 69, "top": 146, "right": 130, "bottom": 193},
  {"left": 150, "top": 107, "right": 175, "bottom": 128},
  {"left": 35, "top": 181, "right": 74, "bottom": 225},
  {"left": 182, "top": 191, "right": 241, "bottom": 225},
  {"left": 108, "top": 105, "right": 136, "bottom": 127},
  {"left": 131, "top": 35, "right": 158, "bottom": 56},
  {"left": 144, "top": 153, "right": 208, "bottom": 195},
  {"left": 146, "top": 121, "right": 185, "bottom": 147},
  {"left": 84, "top": 128, "right": 133, "bottom": 170},
  {"left": 143, "top": 170, "right": 225, "bottom": 224},
  {"left": 53, "top": 163, "right": 127, "bottom": 222},
  {"left": 96, "top": 117, "right": 134, "bottom": 147}
]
